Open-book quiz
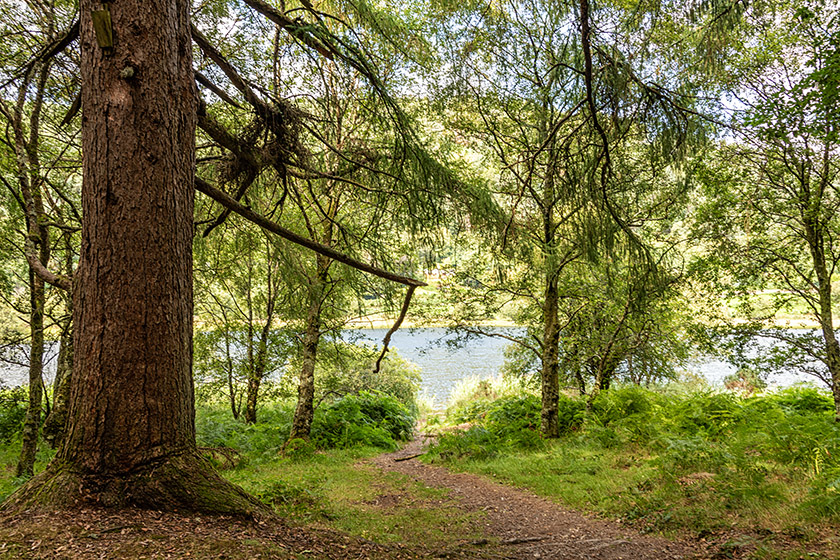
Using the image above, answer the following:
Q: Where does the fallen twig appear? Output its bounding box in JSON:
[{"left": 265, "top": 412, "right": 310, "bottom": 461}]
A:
[
  {"left": 501, "top": 536, "right": 547, "bottom": 545},
  {"left": 393, "top": 452, "right": 424, "bottom": 462}
]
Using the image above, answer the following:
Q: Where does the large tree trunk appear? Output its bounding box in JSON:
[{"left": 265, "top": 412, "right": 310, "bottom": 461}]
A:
[{"left": 3, "top": 0, "right": 263, "bottom": 515}]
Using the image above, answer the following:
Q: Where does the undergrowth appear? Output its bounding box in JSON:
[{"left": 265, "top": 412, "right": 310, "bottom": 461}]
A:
[
  {"left": 196, "top": 390, "right": 416, "bottom": 461},
  {"left": 426, "top": 382, "right": 840, "bottom": 547}
]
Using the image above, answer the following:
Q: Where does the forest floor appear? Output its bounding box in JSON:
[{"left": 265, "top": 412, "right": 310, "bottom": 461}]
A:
[
  {"left": 369, "top": 438, "right": 703, "bottom": 560},
  {"left": 0, "top": 437, "right": 827, "bottom": 559}
]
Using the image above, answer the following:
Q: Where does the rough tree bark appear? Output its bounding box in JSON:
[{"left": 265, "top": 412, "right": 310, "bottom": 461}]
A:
[{"left": 2, "top": 0, "right": 263, "bottom": 515}]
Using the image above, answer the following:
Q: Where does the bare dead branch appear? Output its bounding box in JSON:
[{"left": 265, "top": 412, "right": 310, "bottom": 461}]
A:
[{"left": 374, "top": 285, "right": 417, "bottom": 373}]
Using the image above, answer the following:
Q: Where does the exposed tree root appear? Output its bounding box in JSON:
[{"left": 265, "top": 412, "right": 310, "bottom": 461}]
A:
[{"left": 0, "top": 450, "right": 269, "bottom": 518}]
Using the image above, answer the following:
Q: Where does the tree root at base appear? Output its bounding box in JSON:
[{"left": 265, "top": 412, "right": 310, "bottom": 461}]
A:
[{"left": 0, "top": 450, "right": 269, "bottom": 518}]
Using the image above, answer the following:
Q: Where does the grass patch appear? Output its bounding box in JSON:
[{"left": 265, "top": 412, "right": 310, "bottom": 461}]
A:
[
  {"left": 0, "top": 439, "right": 55, "bottom": 502},
  {"left": 222, "top": 446, "right": 483, "bottom": 546}
]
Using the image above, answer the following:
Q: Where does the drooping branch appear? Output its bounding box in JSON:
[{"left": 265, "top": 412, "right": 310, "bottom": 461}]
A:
[
  {"left": 239, "top": 0, "right": 334, "bottom": 60},
  {"left": 579, "top": 0, "right": 645, "bottom": 254},
  {"left": 374, "top": 285, "right": 416, "bottom": 373},
  {"left": 195, "top": 177, "right": 426, "bottom": 288}
]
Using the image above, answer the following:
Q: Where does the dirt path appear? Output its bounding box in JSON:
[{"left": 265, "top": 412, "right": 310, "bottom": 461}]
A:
[{"left": 369, "top": 439, "right": 705, "bottom": 560}]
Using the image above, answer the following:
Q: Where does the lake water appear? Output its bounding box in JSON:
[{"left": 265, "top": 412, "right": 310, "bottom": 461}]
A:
[
  {"left": 0, "top": 327, "right": 819, "bottom": 405},
  {"left": 349, "top": 328, "right": 816, "bottom": 407}
]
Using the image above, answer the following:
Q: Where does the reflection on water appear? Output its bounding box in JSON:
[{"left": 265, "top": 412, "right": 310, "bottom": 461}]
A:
[{"left": 0, "top": 328, "right": 820, "bottom": 403}]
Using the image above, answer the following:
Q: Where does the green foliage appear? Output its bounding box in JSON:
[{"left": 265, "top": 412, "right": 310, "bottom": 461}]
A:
[
  {"left": 311, "top": 391, "right": 416, "bottom": 451},
  {"left": 444, "top": 375, "right": 535, "bottom": 423},
  {"left": 253, "top": 479, "right": 330, "bottom": 521},
  {"left": 432, "top": 392, "right": 576, "bottom": 460},
  {"left": 430, "top": 381, "right": 840, "bottom": 534},
  {"left": 197, "top": 389, "right": 417, "bottom": 457},
  {"left": 432, "top": 426, "right": 500, "bottom": 461},
  {"left": 307, "top": 342, "right": 421, "bottom": 411},
  {"left": 590, "top": 385, "right": 661, "bottom": 426},
  {"left": 196, "top": 401, "right": 294, "bottom": 461},
  {"left": 484, "top": 395, "right": 543, "bottom": 448},
  {"left": 769, "top": 386, "right": 834, "bottom": 414},
  {"left": 0, "top": 386, "right": 27, "bottom": 443}
]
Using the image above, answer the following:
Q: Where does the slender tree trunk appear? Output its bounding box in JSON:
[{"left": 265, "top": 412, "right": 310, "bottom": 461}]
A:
[
  {"left": 539, "top": 147, "right": 561, "bottom": 438},
  {"left": 43, "top": 232, "right": 74, "bottom": 449},
  {"left": 244, "top": 241, "right": 278, "bottom": 425},
  {"left": 289, "top": 254, "right": 329, "bottom": 441},
  {"left": 541, "top": 271, "right": 561, "bottom": 437},
  {"left": 805, "top": 221, "right": 840, "bottom": 421},
  {"left": 244, "top": 318, "right": 273, "bottom": 424},
  {"left": 16, "top": 268, "right": 45, "bottom": 477},
  {"left": 43, "top": 308, "right": 72, "bottom": 448},
  {"left": 12, "top": 59, "right": 52, "bottom": 478},
  {"left": 3, "top": 0, "right": 263, "bottom": 515},
  {"left": 226, "top": 335, "right": 240, "bottom": 420}
]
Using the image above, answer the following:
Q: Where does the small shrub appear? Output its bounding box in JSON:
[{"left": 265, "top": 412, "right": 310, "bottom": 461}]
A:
[
  {"left": 195, "top": 402, "right": 294, "bottom": 461},
  {"left": 446, "top": 398, "right": 494, "bottom": 424},
  {"left": 485, "top": 395, "right": 544, "bottom": 448},
  {"left": 723, "top": 367, "right": 767, "bottom": 394},
  {"left": 556, "top": 394, "right": 586, "bottom": 433},
  {"left": 591, "top": 386, "right": 658, "bottom": 424},
  {"left": 769, "top": 386, "right": 834, "bottom": 415},
  {"left": 310, "top": 391, "right": 416, "bottom": 450},
  {"left": 430, "top": 426, "right": 501, "bottom": 461},
  {"left": 668, "top": 391, "right": 744, "bottom": 437}
]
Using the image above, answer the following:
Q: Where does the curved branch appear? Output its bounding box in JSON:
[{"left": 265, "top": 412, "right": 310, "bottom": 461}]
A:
[
  {"left": 195, "top": 177, "right": 426, "bottom": 288},
  {"left": 374, "top": 285, "right": 417, "bottom": 373},
  {"left": 23, "top": 237, "right": 72, "bottom": 291}
]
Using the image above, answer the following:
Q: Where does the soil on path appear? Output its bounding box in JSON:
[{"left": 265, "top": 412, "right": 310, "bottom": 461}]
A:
[{"left": 370, "top": 439, "right": 705, "bottom": 560}]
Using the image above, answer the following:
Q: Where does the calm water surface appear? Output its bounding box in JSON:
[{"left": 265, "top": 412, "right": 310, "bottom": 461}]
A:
[{"left": 0, "top": 327, "right": 818, "bottom": 405}]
